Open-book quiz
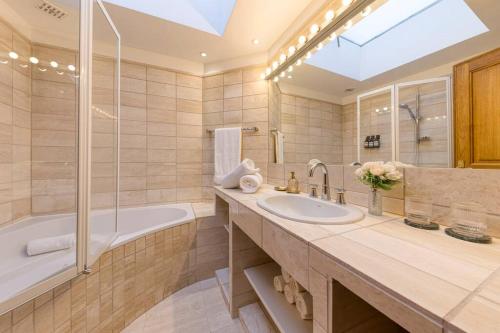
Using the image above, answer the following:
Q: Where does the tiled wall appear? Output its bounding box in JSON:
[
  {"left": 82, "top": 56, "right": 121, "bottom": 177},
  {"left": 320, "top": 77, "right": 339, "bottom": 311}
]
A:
[
  {"left": 0, "top": 20, "right": 32, "bottom": 226},
  {"left": 31, "top": 44, "right": 78, "bottom": 215},
  {"left": 0, "top": 214, "right": 228, "bottom": 332},
  {"left": 405, "top": 167, "right": 500, "bottom": 238},
  {"left": 119, "top": 61, "right": 204, "bottom": 206},
  {"left": 202, "top": 67, "right": 269, "bottom": 201}
]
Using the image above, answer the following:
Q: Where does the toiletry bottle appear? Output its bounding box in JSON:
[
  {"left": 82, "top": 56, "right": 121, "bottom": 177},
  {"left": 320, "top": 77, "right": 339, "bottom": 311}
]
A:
[
  {"left": 374, "top": 135, "right": 380, "bottom": 148},
  {"left": 368, "top": 136, "right": 374, "bottom": 148},
  {"left": 364, "top": 136, "right": 370, "bottom": 148},
  {"left": 287, "top": 171, "right": 300, "bottom": 194}
]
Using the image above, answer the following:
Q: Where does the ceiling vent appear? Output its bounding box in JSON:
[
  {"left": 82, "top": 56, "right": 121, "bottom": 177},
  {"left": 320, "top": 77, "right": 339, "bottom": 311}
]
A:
[{"left": 35, "top": 0, "right": 68, "bottom": 20}]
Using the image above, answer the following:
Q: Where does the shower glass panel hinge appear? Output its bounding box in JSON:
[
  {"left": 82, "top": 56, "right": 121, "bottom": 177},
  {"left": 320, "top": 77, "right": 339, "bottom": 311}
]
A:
[{"left": 83, "top": 265, "right": 92, "bottom": 274}]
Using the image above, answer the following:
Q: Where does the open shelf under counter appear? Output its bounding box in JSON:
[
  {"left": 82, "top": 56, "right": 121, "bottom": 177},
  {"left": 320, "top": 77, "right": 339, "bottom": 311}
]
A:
[{"left": 243, "top": 262, "right": 313, "bottom": 333}]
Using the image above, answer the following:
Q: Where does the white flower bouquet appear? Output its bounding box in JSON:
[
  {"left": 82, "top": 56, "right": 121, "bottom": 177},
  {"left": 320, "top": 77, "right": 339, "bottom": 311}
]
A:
[{"left": 355, "top": 161, "right": 404, "bottom": 190}]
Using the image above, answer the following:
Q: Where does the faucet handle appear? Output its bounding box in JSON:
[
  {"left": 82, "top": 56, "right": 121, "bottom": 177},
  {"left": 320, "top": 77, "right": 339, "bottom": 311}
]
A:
[
  {"left": 309, "top": 184, "right": 319, "bottom": 198},
  {"left": 335, "top": 188, "right": 346, "bottom": 205}
]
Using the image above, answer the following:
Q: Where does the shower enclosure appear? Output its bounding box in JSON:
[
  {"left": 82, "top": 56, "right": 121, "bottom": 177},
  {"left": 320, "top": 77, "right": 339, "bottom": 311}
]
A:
[
  {"left": 0, "top": 0, "right": 120, "bottom": 314},
  {"left": 357, "top": 77, "right": 451, "bottom": 167}
]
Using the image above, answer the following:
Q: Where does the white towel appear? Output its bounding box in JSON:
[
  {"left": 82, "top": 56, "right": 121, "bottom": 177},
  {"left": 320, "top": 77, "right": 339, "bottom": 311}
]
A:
[
  {"left": 239, "top": 173, "right": 263, "bottom": 193},
  {"left": 273, "top": 130, "right": 284, "bottom": 164},
  {"left": 27, "top": 234, "right": 76, "bottom": 256},
  {"left": 295, "top": 292, "right": 313, "bottom": 320},
  {"left": 221, "top": 159, "right": 259, "bottom": 189},
  {"left": 273, "top": 275, "right": 285, "bottom": 293},
  {"left": 214, "top": 127, "right": 242, "bottom": 185}
]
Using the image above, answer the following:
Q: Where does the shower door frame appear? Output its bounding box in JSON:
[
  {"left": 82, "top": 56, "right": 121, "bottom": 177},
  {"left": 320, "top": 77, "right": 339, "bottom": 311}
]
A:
[
  {"left": 394, "top": 76, "right": 452, "bottom": 167},
  {"left": 356, "top": 85, "right": 396, "bottom": 163}
]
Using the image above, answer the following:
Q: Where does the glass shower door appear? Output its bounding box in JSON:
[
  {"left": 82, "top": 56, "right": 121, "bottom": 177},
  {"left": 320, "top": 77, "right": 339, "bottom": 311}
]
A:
[
  {"left": 357, "top": 86, "right": 395, "bottom": 163},
  {"left": 396, "top": 78, "right": 451, "bottom": 167},
  {"left": 88, "top": 0, "right": 120, "bottom": 265}
]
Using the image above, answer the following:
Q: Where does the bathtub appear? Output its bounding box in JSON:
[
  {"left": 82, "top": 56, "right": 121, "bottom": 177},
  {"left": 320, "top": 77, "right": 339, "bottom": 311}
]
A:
[{"left": 0, "top": 203, "right": 194, "bottom": 304}]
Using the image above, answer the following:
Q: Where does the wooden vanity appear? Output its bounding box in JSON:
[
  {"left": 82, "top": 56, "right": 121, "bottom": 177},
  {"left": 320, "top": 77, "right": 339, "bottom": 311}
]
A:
[{"left": 214, "top": 185, "right": 500, "bottom": 333}]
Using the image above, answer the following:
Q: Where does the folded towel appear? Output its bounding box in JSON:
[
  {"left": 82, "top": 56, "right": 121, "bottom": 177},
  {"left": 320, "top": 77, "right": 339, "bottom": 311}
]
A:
[
  {"left": 295, "top": 292, "right": 313, "bottom": 320},
  {"left": 273, "top": 275, "right": 285, "bottom": 293},
  {"left": 221, "top": 159, "right": 259, "bottom": 189},
  {"left": 239, "top": 173, "right": 263, "bottom": 193},
  {"left": 27, "top": 234, "right": 76, "bottom": 256},
  {"left": 273, "top": 130, "right": 284, "bottom": 164},
  {"left": 281, "top": 267, "right": 292, "bottom": 283},
  {"left": 284, "top": 283, "right": 295, "bottom": 304},
  {"left": 214, "top": 127, "right": 242, "bottom": 185},
  {"left": 290, "top": 278, "right": 306, "bottom": 295}
]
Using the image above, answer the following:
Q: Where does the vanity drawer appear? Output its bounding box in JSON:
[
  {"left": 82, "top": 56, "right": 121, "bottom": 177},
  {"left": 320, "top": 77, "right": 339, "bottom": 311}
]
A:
[
  {"left": 262, "top": 219, "right": 309, "bottom": 289},
  {"left": 233, "top": 204, "right": 263, "bottom": 246}
]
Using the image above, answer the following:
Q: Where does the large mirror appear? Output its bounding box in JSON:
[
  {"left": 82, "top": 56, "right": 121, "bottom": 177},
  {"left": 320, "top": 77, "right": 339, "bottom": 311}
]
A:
[{"left": 269, "top": 0, "right": 499, "bottom": 168}]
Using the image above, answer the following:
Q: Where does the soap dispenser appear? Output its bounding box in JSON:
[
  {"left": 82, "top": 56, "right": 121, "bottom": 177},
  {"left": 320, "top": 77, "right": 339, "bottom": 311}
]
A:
[{"left": 287, "top": 171, "right": 300, "bottom": 194}]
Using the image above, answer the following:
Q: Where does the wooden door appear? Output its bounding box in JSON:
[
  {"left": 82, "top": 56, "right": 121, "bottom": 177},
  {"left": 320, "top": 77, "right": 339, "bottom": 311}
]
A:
[{"left": 454, "top": 48, "right": 500, "bottom": 168}]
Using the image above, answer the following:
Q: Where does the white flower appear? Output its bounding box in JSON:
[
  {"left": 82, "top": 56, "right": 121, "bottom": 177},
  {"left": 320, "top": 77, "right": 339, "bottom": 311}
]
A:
[
  {"left": 370, "top": 165, "right": 385, "bottom": 176},
  {"left": 386, "top": 170, "right": 402, "bottom": 181}
]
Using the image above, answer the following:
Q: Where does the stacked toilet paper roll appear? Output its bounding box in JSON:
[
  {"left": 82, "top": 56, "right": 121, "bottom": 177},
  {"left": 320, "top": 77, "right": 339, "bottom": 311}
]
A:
[{"left": 273, "top": 268, "right": 313, "bottom": 320}]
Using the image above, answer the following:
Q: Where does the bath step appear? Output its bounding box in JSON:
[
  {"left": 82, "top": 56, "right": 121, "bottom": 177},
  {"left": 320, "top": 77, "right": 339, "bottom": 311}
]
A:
[
  {"left": 239, "top": 302, "right": 278, "bottom": 333},
  {"left": 215, "top": 267, "right": 230, "bottom": 310}
]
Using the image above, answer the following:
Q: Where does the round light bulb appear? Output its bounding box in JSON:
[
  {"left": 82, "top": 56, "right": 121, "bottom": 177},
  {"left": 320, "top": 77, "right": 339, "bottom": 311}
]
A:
[
  {"left": 273, "top": 77, "right": 279, "bottom": 82},
  {"left": 8, "top": 51, "right": 18, "bottom": 60},
  {"left": 287, "top": 66, "right": 293, "bottom": 73},
  {"left": 329, "top": 32, "right": 338, "bottom": 41},
  {"left": 305, "top": 51, "right": 312, "bottom": 59},
  {"left": 200, "top": 52, "right": 207, "bottom": 57},
  {"left": 68, "top": 64, "right": 76, "bottom": 72},
  {"left": 361, "top": 6, "right": 372, "bottom": 16},
  {"left": 272, "top": 61, "right": 279, "bottom": 70},
  {"left": 252, "top": 39, "right": 260, "bottom": 45},
  {"left": 279, "top": 53, "right": 286, "bottom": 64},
  {"left": 288, "top": 46, "right": 296, "bottom": 56},
  {"left": 298, "top": 35, "right": 307, "bottom": 45},
  {"left": 310, "top": 24, "right": 319, "bottom": 35},
  {"left": 287, "top": 75, "right": 292, "bottom": 79},
  {"left": 29, "top": 57, "right": 39, "bottom": 64},
  {"left": 280, "top": 71, "right": 285, "bottom": 78},
  {"left": 325, "top": 10, "right": 335, "bottom": 22},
  {"left": 265, "top": 67, "right": 272, "bottom": 75},
  {"left": 296, "top": 59, "right": 302, "bottom": 66},
  {"left": 50, "top": 61, "right": 58, "bottom": 68},
  {"left": 317, "top": 42, "right": 324, "bottom": 50},
  {"left": 344, "top": 20, "right": 353, "bottom": 30},
  {"left": 342, "top": 0, "right": 352, "bottom": 6}
]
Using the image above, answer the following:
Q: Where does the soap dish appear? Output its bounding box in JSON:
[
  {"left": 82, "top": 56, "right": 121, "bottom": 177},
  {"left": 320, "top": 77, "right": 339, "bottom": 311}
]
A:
[
  {"left": 445, "top": 228, "right": 492, "bottom": 244},
  {"left": 274, "top": 186, "right": 287, "bottom": 191},
  {"left": 404, "top": 218, "right": 439, "bottom": 230}
]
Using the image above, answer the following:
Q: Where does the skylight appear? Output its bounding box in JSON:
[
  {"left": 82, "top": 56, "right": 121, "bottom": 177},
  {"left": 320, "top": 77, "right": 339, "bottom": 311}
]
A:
[
  {"left": 104, "top": 0, "right": 236, "bottom": 36},
  {"left": 306, "top": 0, "right": 488, "bottom": 81},
  {"left": 342, "top": 0, "right": 441, "bottom": 45}
]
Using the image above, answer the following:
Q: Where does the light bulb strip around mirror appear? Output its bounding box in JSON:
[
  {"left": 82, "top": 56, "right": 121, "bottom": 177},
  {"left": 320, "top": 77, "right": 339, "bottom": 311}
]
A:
[{"left": 265, "top": 0, "right": 378, "bottom": 81}]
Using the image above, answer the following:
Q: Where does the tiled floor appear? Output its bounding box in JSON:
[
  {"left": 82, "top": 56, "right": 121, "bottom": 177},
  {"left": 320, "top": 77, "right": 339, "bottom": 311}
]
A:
[{"left": 122, "top": 278, "right": 244, "bottom": 333}]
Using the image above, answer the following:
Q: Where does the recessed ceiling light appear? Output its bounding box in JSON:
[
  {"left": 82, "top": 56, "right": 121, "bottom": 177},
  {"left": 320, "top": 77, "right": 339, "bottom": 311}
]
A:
[
  {"left": 252, "top": 39, "right": 259, "bottom": 45},
  {"left": 67, "top": 64, "right": 76, "bottom": 72},
  {"left": 50, "top": 61, "right": 58, "bottom": 68},
  {"left": 200, "top": 52, "right": 207, "bottom": 57},
  {"left": 8, "top": 51, "right": 18, "bottom": 60},
  {"left": 29, "top": 57, "right": 39, "bottom": 64}
]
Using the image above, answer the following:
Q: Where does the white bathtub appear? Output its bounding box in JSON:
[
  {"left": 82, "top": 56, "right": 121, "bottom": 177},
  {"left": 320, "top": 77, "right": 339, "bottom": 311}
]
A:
[{"left": 0, "top": 203, "right": 194, "bottom": 303}]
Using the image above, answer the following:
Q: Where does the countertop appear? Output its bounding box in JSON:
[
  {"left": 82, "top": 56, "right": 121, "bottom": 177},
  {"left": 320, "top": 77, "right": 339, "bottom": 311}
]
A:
[{"left": 214, "top": 184, "right": 500, "bottom": 332}]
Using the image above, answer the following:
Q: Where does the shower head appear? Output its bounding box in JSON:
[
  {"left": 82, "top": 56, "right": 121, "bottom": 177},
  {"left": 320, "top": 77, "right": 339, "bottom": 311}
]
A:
[{"left": 399, "top": 104, "right": 417, "bottom": 122}]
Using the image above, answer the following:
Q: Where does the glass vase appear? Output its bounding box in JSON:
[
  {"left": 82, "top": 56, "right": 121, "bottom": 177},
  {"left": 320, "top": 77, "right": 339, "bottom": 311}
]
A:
[{"left": 368, "top": 188, "right": 383, "bottom": 216}]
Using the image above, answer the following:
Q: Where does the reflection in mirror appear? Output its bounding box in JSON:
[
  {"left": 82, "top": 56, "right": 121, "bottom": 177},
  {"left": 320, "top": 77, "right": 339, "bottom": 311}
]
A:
[{"left": 269, "top": 0, "right": 500, "bottom": 169}]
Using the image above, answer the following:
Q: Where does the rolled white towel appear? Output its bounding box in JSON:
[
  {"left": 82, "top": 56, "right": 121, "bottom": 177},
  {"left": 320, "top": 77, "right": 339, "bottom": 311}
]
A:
[
  {"left": 273, "top": 275, "right": 285, "bottom": 293},
  {"left": 290, "top": 278, "right": 306, "bottom": 295},
  {"left": 239, "top": 173, "right": 263, "bottom": 193},
  {"left": 284, "top": 283, "right": 295, "bottom": 304},
  {"left": 281, "top": 267, "right": 292, "bottom": 283},
  {"left": 221, "top": 159, "right": 259, "bottom": 189},
  {"left": 295, "top": 291, "right": 313, "bottom": 320},
  {"left": 27, "top": 234, "right": 76, "bottom": 256}
]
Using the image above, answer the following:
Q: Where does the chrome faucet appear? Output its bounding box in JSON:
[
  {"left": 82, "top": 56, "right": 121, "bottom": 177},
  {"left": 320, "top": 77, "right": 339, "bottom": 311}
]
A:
[{"left": 307, "top": 160, "right": 331, "bottom": 201}]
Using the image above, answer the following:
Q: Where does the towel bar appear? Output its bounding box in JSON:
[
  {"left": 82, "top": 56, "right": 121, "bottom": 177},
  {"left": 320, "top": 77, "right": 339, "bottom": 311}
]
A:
[{"left": 206, "top": 126, "right": 258, "bottom": 134}]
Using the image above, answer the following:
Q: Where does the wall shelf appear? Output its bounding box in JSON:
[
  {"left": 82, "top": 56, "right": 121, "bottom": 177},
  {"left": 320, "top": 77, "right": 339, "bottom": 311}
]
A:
[{"left": 244, "top": 262, "right": 313, "bottom": 333}]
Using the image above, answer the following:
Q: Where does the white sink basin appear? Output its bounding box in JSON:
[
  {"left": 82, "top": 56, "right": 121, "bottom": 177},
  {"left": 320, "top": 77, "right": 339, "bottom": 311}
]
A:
[{"left": 257, "top": 195, "right": 364, "bottom": 225}]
